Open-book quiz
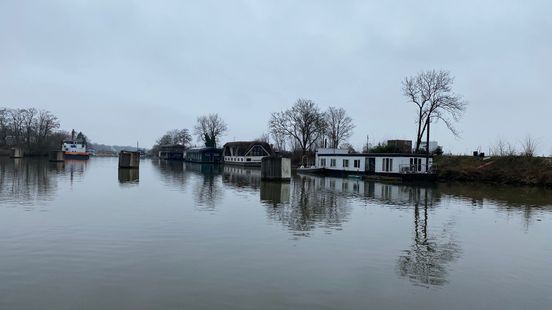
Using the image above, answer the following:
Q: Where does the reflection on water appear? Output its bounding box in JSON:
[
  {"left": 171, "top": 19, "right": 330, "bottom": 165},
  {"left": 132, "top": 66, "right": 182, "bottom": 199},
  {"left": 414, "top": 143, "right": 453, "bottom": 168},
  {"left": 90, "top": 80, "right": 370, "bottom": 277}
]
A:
[
  {"left": 397, "top": 192, "right": 461, "bottom": 287},
  {"left": 0, "top": 158, "right": 87, "bottom": 207},
  {"left": 223, "top": 165, "right": 261, "bottom": 191},
  {"left": 266, "top": 176, "right": 351, "bottom": 237},
  {"left": 1, "top": 158, "right": 551, "bottom": 309},
  {"left": 260, "top": 181, "right": 291, "bottom": 206},
  {"left": 118, "top": 168, "right": 139, "bottom": 185},
  {"left": 186, "top": 163, "right": 223, "bottom": 210}
]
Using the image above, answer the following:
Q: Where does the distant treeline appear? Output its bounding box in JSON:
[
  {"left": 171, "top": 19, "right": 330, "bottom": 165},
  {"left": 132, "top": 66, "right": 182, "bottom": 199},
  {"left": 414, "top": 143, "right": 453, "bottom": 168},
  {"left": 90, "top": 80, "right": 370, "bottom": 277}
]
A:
[{"left": 0, "top": 107, "right": 67, "bottom": 154}]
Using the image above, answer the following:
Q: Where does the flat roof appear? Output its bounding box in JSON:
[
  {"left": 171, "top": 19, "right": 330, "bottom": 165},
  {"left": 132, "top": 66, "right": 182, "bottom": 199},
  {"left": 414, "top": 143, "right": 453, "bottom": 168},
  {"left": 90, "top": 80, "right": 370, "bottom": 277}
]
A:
[{"left": 317, "top": 152, "right": 433, "bottom": 158}]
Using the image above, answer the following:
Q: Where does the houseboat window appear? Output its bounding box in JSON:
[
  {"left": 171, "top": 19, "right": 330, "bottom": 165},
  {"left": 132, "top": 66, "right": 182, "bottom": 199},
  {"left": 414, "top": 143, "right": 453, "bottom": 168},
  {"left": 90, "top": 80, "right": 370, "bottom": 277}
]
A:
[
  {"left": 320, "top": 158, "right": 326, "bottom": 167},
  {"left": 343, "top": 159, "right": 349, "bottom": 168},
  {"left": 410, "top": 158, "right": 423, "bottom": 171},
  {"left": 383, "top": 158, "right": 393, "bottom": 172},
  {"left": 249, "top": 145, "right": 266, "bottom": 157},
  {"left": 353, "top": 160, "right": 360, "bottom": 168},
  {"left": 330, "top": 159, "right": 336, "bottom": 167}
]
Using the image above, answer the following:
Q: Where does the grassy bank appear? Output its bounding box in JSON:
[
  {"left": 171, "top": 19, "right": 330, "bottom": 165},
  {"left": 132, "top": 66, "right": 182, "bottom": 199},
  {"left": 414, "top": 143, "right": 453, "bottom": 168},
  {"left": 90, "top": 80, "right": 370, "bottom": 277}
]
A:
[{"left": 435, "top": 155, "right": 552, "bottom": 187}]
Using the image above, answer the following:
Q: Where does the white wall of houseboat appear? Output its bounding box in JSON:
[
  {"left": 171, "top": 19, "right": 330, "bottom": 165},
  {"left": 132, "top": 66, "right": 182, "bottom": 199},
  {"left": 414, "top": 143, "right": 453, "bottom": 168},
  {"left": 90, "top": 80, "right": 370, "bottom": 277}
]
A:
[{"left": 315, "top": 150, "right": 433, "bottom": 174}]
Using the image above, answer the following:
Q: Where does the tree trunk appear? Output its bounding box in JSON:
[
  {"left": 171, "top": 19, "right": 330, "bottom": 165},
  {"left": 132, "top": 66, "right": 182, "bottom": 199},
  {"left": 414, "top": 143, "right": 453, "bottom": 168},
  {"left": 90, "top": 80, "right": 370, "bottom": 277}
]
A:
[
  {"left": 425, "top": 118, "right": 430, "bottom": 172},
  {"left": 415, "top": 107, "right": 423, "bottom": 152}
]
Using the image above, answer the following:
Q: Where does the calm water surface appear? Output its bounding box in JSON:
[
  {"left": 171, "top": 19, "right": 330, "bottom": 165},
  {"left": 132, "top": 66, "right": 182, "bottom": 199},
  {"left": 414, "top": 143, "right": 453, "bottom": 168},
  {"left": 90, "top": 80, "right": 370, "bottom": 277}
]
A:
[{"left": 1, "top": 158, "right": 551, "bottom": 310}]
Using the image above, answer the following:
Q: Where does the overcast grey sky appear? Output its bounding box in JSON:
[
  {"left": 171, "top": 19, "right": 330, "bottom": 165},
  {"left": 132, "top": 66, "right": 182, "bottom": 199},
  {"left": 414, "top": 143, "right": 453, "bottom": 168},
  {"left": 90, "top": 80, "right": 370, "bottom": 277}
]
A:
[{"left": 1, "top": 0, "right": 551, "bottom": 154}]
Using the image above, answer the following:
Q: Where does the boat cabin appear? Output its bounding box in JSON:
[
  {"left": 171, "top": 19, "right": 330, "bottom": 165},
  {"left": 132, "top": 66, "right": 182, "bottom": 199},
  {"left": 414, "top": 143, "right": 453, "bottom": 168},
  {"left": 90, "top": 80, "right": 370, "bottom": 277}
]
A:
[
  {"left": 315, "top": 148, "right": 433, "bottom": 176},
  {"left": 223, "top": 141, "right": 273, "bottom": 166},
  {"left": 158, "top": 144, "right": 186, "bottom": 161},
  {"left": 184, "top": 147, "right": 223, "bottom": 164}
]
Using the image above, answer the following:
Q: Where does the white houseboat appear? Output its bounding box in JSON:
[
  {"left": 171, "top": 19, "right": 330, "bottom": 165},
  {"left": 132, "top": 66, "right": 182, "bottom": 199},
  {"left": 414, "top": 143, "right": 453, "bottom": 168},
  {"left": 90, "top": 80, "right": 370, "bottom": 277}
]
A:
[
  {"left": 62, "top": 140, "right": 90, "bottom": 160},
  {"left": 223, "top": 141, "right": 273, "bottom": 167},
  {"left": 309, "top": 148, "right": 434, "bottom": 180}
]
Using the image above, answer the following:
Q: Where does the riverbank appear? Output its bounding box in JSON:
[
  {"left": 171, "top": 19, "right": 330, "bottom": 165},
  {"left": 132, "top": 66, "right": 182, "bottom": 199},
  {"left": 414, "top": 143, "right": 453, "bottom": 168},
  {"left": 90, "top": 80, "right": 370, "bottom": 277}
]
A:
[{"left": 435, "top": 155, "right": 552, "bottom": 187}]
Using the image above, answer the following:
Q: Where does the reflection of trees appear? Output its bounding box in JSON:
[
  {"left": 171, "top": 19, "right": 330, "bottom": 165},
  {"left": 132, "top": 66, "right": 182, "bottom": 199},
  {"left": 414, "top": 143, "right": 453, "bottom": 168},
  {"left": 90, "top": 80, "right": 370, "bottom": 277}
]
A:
[
  {"left": 397, "top": 191, "right": 461, "bottom": 287},
  {"left": 186, "top": 163, "right": 223, "bottom": 211},
  {"left": 151, "top": 160, "right": 189, "bottom": 190},
  {"left": 0, "top": 158, "right": 57, "bottom": 207},
  {"left": 266, "top": 175, "right": 350, "bottom": 237}
]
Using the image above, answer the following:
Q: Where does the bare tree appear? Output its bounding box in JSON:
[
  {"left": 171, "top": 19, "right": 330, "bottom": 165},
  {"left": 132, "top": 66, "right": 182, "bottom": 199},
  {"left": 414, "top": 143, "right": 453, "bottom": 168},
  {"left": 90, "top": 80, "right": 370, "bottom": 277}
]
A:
[
  {"left": 490, "top": 138, "right": 518, "bottom": 157},
  {"left": 194, "top": 113, "right": 228, "bottom": 148},
  {"left": 403, "top": 70, "right": 467, "bottom": 153},
  {"left": 325, "top": 106, "right": 355, "bottom": 148},
  {"left": 521, "top": 135, "right": 538, "bottom": 157},
  {"left": 404, "top": 70, "right": 467, "bottom": 170},
  {"left": 269, "top": 99, "right": 326, "bottom": 159},
  {"left": 270, "top": 130, "right": 288, "bottom": 152}
]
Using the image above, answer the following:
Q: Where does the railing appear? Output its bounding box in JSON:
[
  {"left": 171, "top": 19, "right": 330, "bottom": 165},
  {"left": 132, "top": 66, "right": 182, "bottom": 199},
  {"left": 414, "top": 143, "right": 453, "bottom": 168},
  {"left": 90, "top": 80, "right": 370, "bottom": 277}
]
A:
[{"left": 399, "top": 164, "right": 433, "bottom": 174}]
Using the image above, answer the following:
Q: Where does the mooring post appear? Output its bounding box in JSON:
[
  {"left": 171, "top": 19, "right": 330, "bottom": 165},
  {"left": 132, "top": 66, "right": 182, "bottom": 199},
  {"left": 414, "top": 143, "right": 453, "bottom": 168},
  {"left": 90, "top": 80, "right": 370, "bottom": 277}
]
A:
[
  {"left": 261, "top": 156, "right": 291, "bottom": 181},
  {"left": 10, "top": 147, "right": 23, "bottom": 158},
  {"left": 119, "top": 151, "right": 140, "bottom": 169},
  {"left": 49, "top": 150, "right": 65, "bottom": 162}
]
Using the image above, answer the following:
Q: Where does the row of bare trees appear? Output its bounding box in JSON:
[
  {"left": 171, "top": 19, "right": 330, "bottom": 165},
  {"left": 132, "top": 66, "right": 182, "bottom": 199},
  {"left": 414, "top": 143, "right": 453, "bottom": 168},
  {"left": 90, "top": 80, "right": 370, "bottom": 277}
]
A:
[
  {"left": 152, "top": 114, "right": 229, "bottom": 154},
  {"left": 268, "top": 99, "right": 355, "bottom": 158},
  {"left": 0, "top": 107, "right": 61, "bottom": 152},
  {"left": 490, "top": 136, "right": 539, "bottom": 157}
]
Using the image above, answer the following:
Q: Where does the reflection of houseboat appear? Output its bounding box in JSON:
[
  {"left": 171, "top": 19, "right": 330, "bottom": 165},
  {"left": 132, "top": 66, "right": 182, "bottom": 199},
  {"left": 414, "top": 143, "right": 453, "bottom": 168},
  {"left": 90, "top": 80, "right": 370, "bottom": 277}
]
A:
[
  {"left": 223, "top": 141, "right": 273, "bottom": 167},
  {"left": 184, "top": 147, "right": 223, "bottom": 164},
  {"left": 62, "top": 140, "right": 90, "bottom": 160},
  {"left": 303, "top": 148, "right": 435, "bottom": 181}
]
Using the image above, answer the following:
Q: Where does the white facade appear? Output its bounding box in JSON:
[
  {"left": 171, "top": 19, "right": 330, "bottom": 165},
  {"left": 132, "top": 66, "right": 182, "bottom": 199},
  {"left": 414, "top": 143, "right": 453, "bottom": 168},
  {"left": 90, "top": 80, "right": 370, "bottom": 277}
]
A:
[
  {"left": 315, "top": 149, "right": 433, "bottom": 174},
  {"left": 224, "top": 143, "right": 272, "bottom": 165},
  {"left": 62, "top": 141, "right": 87, "bottom": 154}
]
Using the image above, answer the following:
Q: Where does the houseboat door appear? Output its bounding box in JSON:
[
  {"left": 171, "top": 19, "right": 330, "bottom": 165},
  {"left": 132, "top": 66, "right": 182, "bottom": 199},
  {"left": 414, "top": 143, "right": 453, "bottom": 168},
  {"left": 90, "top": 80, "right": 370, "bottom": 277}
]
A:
[{"left": 365, "top": 158, "right": 376, "bottom": 174}]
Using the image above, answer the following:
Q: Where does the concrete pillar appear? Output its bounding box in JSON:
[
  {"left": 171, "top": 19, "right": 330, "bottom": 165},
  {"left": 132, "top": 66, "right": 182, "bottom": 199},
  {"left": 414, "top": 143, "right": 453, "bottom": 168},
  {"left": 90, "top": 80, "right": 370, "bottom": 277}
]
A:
[
  {"left": 119, "top": 151, "right": 140, "bottom": 169},
  {"left": 10, "top": 147, "right": 23, "bottom": 158},
  {"left": 261, "top": 157, "right": 291, "bottom": 181},
  {"left": 49, "top": 150, "right": 65, "bottom": 162}
]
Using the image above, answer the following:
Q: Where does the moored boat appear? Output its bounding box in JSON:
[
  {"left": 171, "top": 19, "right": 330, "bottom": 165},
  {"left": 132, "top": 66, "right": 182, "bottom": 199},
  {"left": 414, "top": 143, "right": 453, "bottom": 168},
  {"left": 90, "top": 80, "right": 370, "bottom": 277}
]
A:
[{"left": 62, "top": 140, "right": 90, "bottom": 160}]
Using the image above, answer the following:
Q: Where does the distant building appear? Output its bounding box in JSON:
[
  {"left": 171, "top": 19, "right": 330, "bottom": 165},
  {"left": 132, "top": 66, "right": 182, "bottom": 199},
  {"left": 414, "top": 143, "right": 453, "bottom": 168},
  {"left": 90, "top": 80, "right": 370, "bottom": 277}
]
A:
[
  {"left": 184, "top": 147, "right": 223, "bottom": 164},
  {"left": 158, "top": 144, "right": 186, "bottom": 160},
  {"left": 223, "top": 141, "right": 273, "bottom": 166},
  {"left": 419, "top": 141, "right": 439, "bottom": 153},
  {"left": 387, "top": 140, "right": 413, "bottom": 153}
]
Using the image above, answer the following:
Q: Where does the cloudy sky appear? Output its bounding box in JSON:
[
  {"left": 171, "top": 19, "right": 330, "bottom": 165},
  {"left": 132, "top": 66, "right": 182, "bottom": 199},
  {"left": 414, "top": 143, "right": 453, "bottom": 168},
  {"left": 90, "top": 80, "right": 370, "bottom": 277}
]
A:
[{"left": 1, "top": 0, "right": 551, "bottom": 154}]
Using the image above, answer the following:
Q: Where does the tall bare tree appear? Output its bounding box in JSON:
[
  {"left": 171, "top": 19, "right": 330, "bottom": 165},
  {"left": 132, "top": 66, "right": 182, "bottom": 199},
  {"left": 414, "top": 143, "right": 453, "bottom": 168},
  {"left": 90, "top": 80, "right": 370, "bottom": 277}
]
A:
[
  {"left": 194, "top": 113, "right": 228, "bottom": 148},
  {"left": 269, "top": 99, "right": 326, "bottom": 159},
  {"left": 403, "top": 70, "right": 467, "bottom": 170},
  {"left": 325, "top": 106, "right": 355, "bottom": 148},
  {"left": 403, "top": 70, "right": 467, "bottom": 153}
]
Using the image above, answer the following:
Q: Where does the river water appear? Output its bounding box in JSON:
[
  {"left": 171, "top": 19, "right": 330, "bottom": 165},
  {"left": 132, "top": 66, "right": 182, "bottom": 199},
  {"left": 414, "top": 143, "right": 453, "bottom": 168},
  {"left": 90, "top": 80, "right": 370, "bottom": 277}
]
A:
[{"left": 0, "top": 158, "right": 551, "bottom": 310}]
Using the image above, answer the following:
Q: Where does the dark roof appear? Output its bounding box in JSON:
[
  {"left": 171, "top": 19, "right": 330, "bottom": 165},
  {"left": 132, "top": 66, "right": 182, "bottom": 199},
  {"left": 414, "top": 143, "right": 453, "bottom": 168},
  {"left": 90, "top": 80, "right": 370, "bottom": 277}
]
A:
[
  {"left": 223, "top": 141, "right": 272, "bottom": 156},
  {"left": 159, "top": 144, "right": 187, "bottom": 150},
  {"left": 186, "top": 147, "right": 223, "bottom": 154}
]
